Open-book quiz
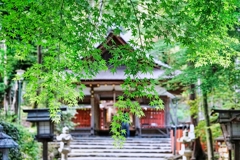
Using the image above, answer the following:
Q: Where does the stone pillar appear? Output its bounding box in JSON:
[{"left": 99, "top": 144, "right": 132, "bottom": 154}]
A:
[{"left": 2, "top": 149, "right": 9, "bottom": 160}]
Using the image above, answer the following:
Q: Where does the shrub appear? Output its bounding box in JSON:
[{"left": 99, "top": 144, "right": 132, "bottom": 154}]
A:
[{"left": 0, "top": 121, "right": 40, "bottom": 160}]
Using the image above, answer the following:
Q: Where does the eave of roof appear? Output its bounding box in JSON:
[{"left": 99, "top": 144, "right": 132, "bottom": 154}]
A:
[{"left": 96, "top": 30, "right": 173, "bottom": 69}]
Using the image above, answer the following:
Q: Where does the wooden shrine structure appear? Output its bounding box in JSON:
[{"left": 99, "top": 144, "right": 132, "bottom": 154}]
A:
[{"left": 70, "top": 31, "right": 179, "bottom": 137}]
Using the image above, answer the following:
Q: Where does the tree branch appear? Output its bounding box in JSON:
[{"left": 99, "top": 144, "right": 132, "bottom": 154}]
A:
[{"left": 129, "top": 0, "right": 144, "bottom": 48}]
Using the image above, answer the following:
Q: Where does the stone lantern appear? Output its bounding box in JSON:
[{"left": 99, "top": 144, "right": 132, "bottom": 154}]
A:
[
  {"left": 23, "top": 107, "right": 66, "bottom": 160},
  {"left": 0, "top": 125, "right": 18, "bottom": 160},
  {"left": 212, "top": 109, "right": 240, "bottom": 160},
  {"left": 56, "top": 127, "right": 73, "bottom": 160},
  {"left": 178, "top": 124, "right": 195, "bottom": 160}
]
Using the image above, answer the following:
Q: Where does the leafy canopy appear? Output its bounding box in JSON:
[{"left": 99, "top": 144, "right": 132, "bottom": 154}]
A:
[{"left": 0, "top": 0, "right": 239, "bottom": 139}]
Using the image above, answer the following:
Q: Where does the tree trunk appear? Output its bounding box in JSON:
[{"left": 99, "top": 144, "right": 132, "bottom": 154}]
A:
[
  {"left": 33, "top": 45, "right": 42, "bottom": 109},
  {"left": 3, "top": 42, "right": 8, "bottom": 113},
  {"left": 203, "top": 91, "right": 214, "bottom": 160},
  {"left": 190, "top": 84, "right": 206, "bottom": 160}
]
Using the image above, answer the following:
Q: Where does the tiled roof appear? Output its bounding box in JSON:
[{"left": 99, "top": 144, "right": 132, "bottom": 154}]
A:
[{"left": 82, "top": 67, "right": 166, "bottom": 80}]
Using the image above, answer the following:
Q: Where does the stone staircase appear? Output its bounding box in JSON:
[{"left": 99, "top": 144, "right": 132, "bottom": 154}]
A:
[{"left": 68, "top": 137, "right": 173, "bottom": 160}]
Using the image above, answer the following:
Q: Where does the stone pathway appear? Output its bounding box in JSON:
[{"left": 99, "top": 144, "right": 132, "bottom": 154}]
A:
[{"left": 68, "top": 137, "right": 172, "bottom": 160}]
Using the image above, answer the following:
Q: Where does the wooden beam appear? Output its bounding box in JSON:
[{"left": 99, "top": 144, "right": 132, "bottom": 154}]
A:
[
  {"left": 76, "top": 80, "right": 124, "bottom": 86},
  {"left": 94, "top": 90, "right": 123, "bottom": 95},
  {"left": 97, "top": 32, "right": 114, "bottom": 50},
  {"left": 114, "top": 35, "right": 127, "bottom": 45}
]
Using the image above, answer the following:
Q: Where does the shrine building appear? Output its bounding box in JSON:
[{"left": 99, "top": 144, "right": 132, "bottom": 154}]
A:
[{"left": 70, "top": 31, "right": 179, "bottom": 137}]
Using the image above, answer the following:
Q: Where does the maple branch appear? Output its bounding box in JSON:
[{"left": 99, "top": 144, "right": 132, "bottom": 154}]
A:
[
  {"left": 129, "top": 0, "right": 144, "bottom": 48},
  {"left": 99, "top": 0, "right": 104, "bottom": 20}
]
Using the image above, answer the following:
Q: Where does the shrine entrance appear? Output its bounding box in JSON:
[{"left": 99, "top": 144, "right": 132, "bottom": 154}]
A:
[
  {"left": 71, "top": 84, "right": 171, "bottom": 137},
  {"left": 98, "top": 100, "right": 136, "bottom": 136},
  {"left": 141, "top": 107, "right": 165, "bottom": 128},
  {"left": 140, "top": 106, "right": 168, "bottom": 137},
  {"left": 73, "top": 109, "right": 91, "bottom": 128},
  {"left": 72, "top": 102, "right": 167, "bottom": 137}
]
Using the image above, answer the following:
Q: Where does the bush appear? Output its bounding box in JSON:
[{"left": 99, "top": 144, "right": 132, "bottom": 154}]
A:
[{"left": 0, "top": 121, "right": 40, "bottom": 160}]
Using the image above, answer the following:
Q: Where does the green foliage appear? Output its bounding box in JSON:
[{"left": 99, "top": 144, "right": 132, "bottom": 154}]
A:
[
  {"left": 187, "top": 99, "right": 200, "bottom": 119},
  {"left": 210, "top": 86, "right": 240, "bottom": 109},
  {"left": 55, "top": 108, "right": 78, "bottom": 134},
  {"left": 110, "top": 99, "right": 143, "bottom": 146},
  {"left": 0, "top": 0, "right": 239, "bottom": 141},
  {"left": 0, "top": 121, "right": 40, "bottom": 160},
  {"left": 176, "top": 103, "right": 191, "bottom": 123},
  {"left": 0, "top": 109, "right": 17, "bottom": 122},
  {"left": 162, "top": 0, "right": 239, "bottom": 67},
  {"left": 195, "top": 120, "right": 222, "bottom": 145}
]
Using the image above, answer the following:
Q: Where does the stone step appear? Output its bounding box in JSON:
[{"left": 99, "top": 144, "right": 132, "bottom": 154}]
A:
[
  {"left": 70, "top": 142, "right": 171, "bottom": 146},
  {"left": 72, "top": 137, "right": 171, "bottom": 141},
  {"left": 64, "top": 137, "right": 173, "bottom": 160},
  {"left": 71, "top": 138, "right": 171, "bottom": 144},
  {"left": 69, "top": 152, "right": 172, "bottom": 158},
  {"left": 71, "top": 141, "right": 171, "bottom": 144},
  {"left": 68, "top": 157, "right": 171, "bottom": 160},
  {"left": 71, "top": 148, "right": 171, "bottom": 153},
  {"left": 71, "top": 140, "right": 171, "bottom": 143},
  {"left": 70, "top": 145, "right": 171, "bottom": 150}
]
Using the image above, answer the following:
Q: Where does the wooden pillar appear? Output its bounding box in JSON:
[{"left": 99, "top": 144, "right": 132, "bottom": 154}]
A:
[
  {"left": 94, "top": 94, "right": 100, "bottom": 131},
  {"left": 234, "top": 142, "right": 240, "bottom": 160},
  {"left": 229, "top": 150, "right": 232, "bottom": 160},
  {"left": 164, "top": 97, "right": 170, "bottom": 126},
  {"left": 42, "top": 141, "right": 48, "bottom": 160},
  {"left": 165, "top": 97, "right": 173, "bottom": 140},
  {"left": 135, "top": 97, "right": 142, "bottom": 137},
  {"left": 90, "top": 88, "right": 95, "bottom": 135},
  {"left": 135, "top": 115, "right": 141, "bottom": 136}
]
